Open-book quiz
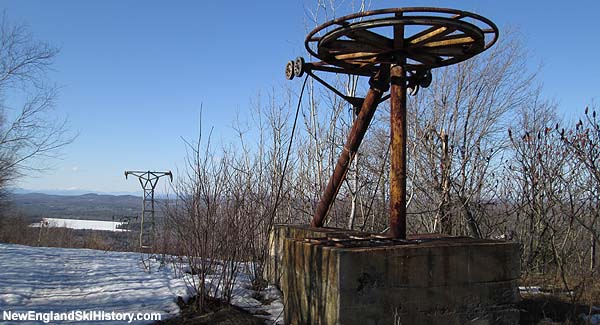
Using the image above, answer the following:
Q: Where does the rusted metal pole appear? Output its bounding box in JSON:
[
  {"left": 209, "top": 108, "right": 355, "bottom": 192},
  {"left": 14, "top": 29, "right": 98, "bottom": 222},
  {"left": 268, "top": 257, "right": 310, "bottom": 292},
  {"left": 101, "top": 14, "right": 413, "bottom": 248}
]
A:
[
  {"left": 389, "top": 11, "right": 407, "bottom": 239},
  {"left": 389, "top": 64, "right": 407, "bottom": 239},
  {"left": 311, "top": 69, "right": 389, "bottom": 227},
  {"left": 440, "top": 131, "right": 452, "bottom": 234}
]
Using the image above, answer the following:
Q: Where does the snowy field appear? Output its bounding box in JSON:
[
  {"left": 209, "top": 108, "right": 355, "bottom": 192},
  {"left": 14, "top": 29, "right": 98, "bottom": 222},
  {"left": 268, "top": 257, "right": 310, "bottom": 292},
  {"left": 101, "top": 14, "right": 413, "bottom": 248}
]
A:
[
  {"left": 0, "top": 243, "right": 283, "bottom": 324},
  {"left": 30, "top": 218, "right": 127, "bottom": 232}
]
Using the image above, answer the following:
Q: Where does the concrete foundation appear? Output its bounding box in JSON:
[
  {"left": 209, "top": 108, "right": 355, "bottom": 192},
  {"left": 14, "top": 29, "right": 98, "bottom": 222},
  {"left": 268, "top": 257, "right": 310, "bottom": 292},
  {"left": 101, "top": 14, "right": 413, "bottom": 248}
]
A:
[
  {"left": 265, "top": 224, "right": 366, "bottom": 288},
  {"left": 273, "top": 225, "right": 520, "bottom": 325}
]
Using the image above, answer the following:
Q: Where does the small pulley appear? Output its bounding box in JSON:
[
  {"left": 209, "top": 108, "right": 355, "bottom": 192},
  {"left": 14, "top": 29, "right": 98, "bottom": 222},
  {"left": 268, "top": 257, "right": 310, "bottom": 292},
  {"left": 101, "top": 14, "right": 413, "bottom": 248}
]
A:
[
  {"left": 286, "top": 57, "right": 306, "bottom": 80},
  {"left": 285, "top": 61, "right": 294, "bottom": 80},
  {"left": 407, "top": 69, "right": 433, "bottom": 96},
  {"left": 294, "top": 57, "right": 305, "bottom": 77}
]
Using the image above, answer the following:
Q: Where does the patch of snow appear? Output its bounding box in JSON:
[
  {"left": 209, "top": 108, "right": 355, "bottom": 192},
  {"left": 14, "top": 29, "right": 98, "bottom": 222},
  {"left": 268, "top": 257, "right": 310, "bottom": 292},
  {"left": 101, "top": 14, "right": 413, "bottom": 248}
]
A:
[
  {"left": 30, "top": 218, "right": 128, "bottom": 232},
  {"left": 581, "top": 313, "right": 600, "bottom": 325},
  {"left": 519, "top": 286, "right": 542, "bottom": 294},
  {"left": 0, "top": 243, "right": 284, "bottom": 324},
  {"left": 197, "top": 262, "right": 284, "bottom": 324},
  {"left": 259, "top": 285, "right": 284, "bottom": 324},
  {"left": 519, "top": 285, "right": 573, "bottom": 296},
  {"left": 0, "top": 243, "right": 191, "bottom": 324}
]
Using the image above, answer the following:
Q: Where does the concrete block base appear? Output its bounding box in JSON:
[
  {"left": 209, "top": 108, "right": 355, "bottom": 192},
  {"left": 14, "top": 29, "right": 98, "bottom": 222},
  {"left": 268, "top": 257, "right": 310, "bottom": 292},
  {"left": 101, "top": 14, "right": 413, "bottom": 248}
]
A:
[
  {"left": 265, "top": 224, "right": 366, "bottom": 288},
  {"left": 276, "top": 226, "right": 520, "bottom": 325}
]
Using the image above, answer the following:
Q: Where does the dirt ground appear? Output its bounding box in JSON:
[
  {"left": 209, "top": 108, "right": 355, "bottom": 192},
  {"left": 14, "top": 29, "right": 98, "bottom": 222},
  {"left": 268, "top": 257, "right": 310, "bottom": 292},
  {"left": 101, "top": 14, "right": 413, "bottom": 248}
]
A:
[
  {"left": 155, "top": 297, "right": 265, "bottom": 325},
  {"left": 519, "top": 295, "right": 597, "bottom": 324},
  {"left": 156, "top": 293, "right": 599, "bottom": 325}
]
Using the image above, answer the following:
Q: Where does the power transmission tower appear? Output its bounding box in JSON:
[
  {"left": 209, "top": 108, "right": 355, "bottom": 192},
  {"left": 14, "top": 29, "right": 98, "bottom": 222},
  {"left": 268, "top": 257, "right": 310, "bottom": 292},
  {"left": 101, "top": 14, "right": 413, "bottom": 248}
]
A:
[{"left": 124, "top": 170, "right": 172, "bottom": 250}]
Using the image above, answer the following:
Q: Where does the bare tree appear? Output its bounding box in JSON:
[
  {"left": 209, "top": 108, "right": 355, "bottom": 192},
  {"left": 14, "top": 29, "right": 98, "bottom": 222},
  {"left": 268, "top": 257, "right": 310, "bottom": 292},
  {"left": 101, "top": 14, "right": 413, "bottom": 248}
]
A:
[
  {"left": 0, "top": 14, "right": 72, "bottom": 201},
  {"left": 559, "top": 106, "right": 600, "bottom": 273},
  {"left": 165, "top": 124, "right": 247, "bottom": 311},
  {"left": 506, "top": 93, "right": 561, "bottom": 274},
  {"left": 407, "top": 32, "right": 533, "bottom": 237}
]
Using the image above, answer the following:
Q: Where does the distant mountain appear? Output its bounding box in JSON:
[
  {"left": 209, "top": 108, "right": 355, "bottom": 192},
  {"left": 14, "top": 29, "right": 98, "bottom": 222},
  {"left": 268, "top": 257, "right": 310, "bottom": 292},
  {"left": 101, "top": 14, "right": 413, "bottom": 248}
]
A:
[
  {"left": 7, "top": 192, "right": 166, "bottom": 221},
  {"left": 11, "top": 188, "right": 139, "bottom": 196}
]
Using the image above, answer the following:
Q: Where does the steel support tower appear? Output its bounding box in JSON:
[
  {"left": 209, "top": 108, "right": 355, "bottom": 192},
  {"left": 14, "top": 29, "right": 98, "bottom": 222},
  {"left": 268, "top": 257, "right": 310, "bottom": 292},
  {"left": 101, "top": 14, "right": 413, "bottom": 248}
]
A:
[
  {"left": 125, "top": 170, "right": 172, "bottom": 249},
  {"left": 286, "top": 7, "right": 498, "bottom": 238}
]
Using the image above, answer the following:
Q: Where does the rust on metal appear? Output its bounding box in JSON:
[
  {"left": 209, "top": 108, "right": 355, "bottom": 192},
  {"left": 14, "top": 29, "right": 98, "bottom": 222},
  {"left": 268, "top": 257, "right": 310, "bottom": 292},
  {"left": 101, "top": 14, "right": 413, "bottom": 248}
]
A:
[
  {"left": 305, "top": 7, "right": 497, "bottom": 75},
  {"left": 389, "top": 12, "right": 408, "bottom": 239},
  {"left": 389, "top": 65, "right": 406, "bottom": 239},
  {"left": 311, "top": 68, "right": 390, "bottom": 227},
  {"left": 287, "top": 6, "right": 498, "bottom": 238},
  {"left": 439, "top": 131, "right": 452, "bottom": 234}
]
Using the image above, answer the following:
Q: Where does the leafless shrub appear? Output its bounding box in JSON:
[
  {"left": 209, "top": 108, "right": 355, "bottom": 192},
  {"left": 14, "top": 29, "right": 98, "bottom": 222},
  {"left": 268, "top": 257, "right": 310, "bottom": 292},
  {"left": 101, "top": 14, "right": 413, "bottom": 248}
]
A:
[
  {"left": 164, "top": 117, "right": 253, "bottom": 311},
  {"left": 0, "top": 13, "right": 73, "bottom": 204}
]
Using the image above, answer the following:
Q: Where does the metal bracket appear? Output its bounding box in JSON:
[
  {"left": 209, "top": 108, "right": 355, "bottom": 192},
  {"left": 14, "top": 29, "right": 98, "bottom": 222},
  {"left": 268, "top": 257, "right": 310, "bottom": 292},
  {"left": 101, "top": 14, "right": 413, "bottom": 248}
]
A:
[{"left": 298, "top": 60, "right": 390, "bottom": 111}]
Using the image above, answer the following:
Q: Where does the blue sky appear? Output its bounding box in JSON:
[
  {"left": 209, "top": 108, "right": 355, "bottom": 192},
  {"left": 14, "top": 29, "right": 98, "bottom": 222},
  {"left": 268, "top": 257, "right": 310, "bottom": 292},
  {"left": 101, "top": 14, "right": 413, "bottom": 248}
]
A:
[{"left": 1, "top": 0, "right": 598, "bottom": 195}]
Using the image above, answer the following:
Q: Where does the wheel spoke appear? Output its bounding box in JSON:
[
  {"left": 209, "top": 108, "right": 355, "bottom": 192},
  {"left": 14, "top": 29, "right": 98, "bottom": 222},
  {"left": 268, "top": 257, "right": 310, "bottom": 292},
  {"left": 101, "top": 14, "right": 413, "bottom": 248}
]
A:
[
  {"left": 405, "top": 13, "right": 463, "bottom": 44},
  {"left": 413, "top": 46, "right": 467, "bottom": 57},
  {"left": 405, "top": 52, "right": 442, "bottom": 65},
  {"left": 407, "top": 26, "right": 449, "bottom": 45},
  {"left": 356, "top": 61, "right": 378, "bottom": 69},
  {"left": 307, "top": 8, "right": 498, "bottom": 72},
  {"left": 322, "top": 40, "right": 390, "bottom": 55},
  {"left": 421, "top": 34, "right": 475, "bottom": 48},
  {"left": 345, "top": 29, "right": 393, "bottom": 50},
  {"left": 334, "top": 51, "right": 380, "bottom": 61}
]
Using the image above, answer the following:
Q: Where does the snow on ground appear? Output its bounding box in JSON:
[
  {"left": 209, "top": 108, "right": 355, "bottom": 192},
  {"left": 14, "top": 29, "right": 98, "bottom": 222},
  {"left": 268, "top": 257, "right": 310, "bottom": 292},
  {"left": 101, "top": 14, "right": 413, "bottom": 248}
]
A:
[
  {"left": 584, "top": 313, "right": 600, "bottom": 325},
  {"left": 520, "top": 286, "right": 600, "bottom": 324},
  {"left": 519, "top": 285, "right": 574, "bottom": 296},
  {"left": 0, "top": 243, "right": 189, "bottom": 324},
  {"left": 0, "top": 243, "right": 284, "bottom": 324},
  {"left": 30, "top": 218, "right": 127, "bottom": 232},
  {"left": 518, "top": 286, "right": 543, "bottom": 295},
  {"left": 207, "top": 262, "right": 284, "bottom": 324},
  {"left": 161, "top": 258, "right": 284, "bottom": 324},
  {"left": 581, "top": 306, "right": 600, "bottom": 325}
]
